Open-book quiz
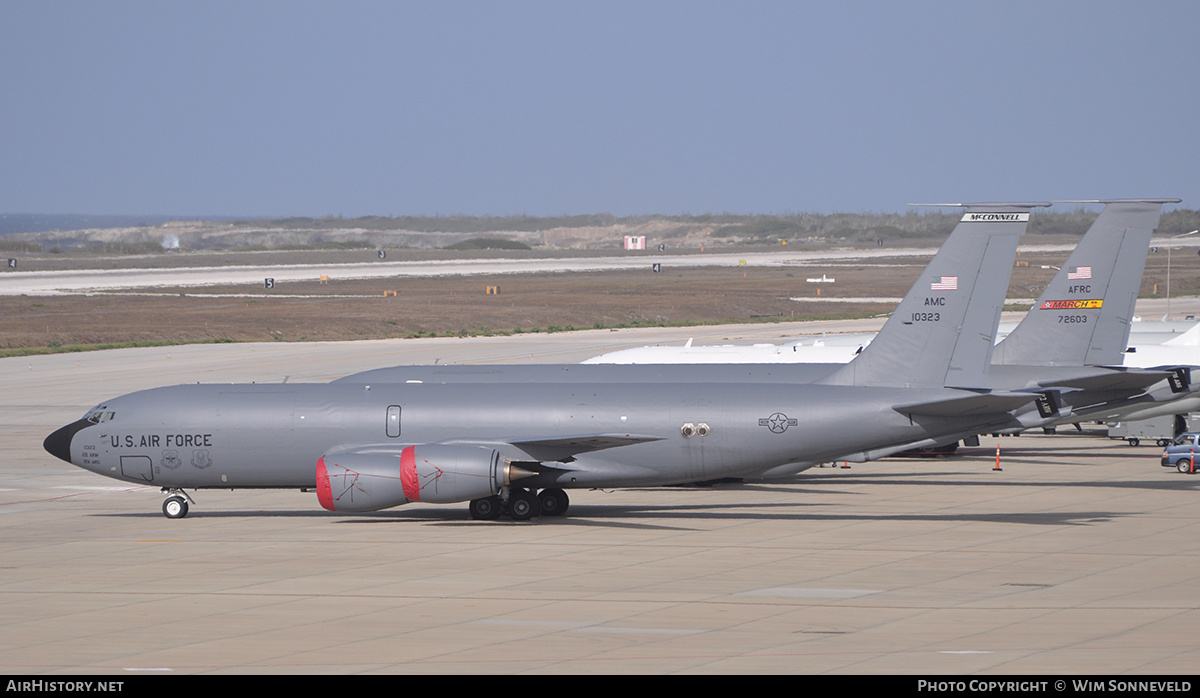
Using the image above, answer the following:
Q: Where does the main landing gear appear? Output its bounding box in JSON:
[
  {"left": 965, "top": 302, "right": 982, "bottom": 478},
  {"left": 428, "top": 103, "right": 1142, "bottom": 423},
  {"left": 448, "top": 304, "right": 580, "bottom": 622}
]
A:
[
  {"left": 469, "top": 487, "right": 570, "bottom": 522},
  {"left": 161, "top": 488, "right": 195, "bottom": 519}
]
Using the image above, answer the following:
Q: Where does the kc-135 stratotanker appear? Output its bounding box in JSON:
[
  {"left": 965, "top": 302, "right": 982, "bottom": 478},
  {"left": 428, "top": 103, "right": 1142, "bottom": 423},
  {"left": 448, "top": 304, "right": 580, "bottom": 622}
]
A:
[{"left": 44, "top": 200, "right": 1193, "bottom": 520}]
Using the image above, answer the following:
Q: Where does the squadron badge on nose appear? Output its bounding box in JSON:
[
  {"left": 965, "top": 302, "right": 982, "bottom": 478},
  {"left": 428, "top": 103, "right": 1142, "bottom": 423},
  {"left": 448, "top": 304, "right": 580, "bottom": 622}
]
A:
[{"left": 191, "top": 450, "right": 212, "bottom": 469}]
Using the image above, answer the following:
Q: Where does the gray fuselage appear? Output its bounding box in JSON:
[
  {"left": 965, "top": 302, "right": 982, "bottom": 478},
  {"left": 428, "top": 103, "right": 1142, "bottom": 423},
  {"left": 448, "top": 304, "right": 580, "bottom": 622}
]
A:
[{"left": 54, "top": 380, "right": 1009, "bottom": 492}]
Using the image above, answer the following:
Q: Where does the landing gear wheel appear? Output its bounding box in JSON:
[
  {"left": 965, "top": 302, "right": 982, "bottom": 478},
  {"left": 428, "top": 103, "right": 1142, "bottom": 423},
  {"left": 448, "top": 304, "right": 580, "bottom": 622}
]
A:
[
  {"left": 1178, "top": 460, "right": 1195, "bottom": 474},
  {"left": 506, "top": 489, "right": 540, "bottom": 521},
  {"left": 1128, "top": 438, "right": 1140, "bottom": 447},
  {"left": 469, "top": 496, "right": 502, "bottom": 520},
  {"left": 162, "top": 496, "right": 189, "bottom": 519},
  {"left": 537, "top": 488, "right": 569, "bottom": 517}
]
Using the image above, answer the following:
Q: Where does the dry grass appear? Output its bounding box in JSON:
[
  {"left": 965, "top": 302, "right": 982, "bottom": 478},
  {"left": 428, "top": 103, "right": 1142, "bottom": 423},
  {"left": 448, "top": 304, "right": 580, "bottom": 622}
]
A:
[{"left": 3, "top": 246, "right": 1195, "bottom": 354}]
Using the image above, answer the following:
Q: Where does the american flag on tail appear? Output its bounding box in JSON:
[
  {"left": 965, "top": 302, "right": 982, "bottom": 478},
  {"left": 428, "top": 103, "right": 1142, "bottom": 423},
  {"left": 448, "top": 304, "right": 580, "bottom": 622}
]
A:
[
  {"left": 930, "top": 275, "right": 958, "bottom": 290},
  {"left": 1068, "top": 266, "right": 1092, "bottom": 280}
]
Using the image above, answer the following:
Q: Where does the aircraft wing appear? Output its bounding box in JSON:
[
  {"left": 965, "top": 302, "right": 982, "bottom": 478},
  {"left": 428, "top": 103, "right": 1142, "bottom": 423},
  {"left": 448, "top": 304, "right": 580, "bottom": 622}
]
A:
[
  {"left": 893, "top": 391, "right": 1039, "bottom": 417},
  {"left": 443, "top": 433, "right": 665, "bottom": 463}
]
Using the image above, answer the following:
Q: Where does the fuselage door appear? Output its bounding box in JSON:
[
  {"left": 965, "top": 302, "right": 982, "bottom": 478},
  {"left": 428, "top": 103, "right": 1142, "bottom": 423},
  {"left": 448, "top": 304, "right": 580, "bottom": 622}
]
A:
[
  {"left": 386, "top": 405, "right": 401, "bottom": 438},
  {"left": 120, "top": 455, "right": 154, "bottom": 483}
]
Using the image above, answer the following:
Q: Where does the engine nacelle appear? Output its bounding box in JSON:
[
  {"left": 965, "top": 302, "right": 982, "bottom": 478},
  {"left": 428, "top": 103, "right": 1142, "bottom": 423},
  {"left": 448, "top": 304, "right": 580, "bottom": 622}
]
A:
[{"left": 317, "top": 445, "right": 504, "bottom": 512}]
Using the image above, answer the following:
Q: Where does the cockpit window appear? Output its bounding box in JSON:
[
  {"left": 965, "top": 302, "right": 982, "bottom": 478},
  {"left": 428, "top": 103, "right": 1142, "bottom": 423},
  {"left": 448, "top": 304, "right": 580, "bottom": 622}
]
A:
[{"left": 85, "top": 411, "right": 115, "bottom": 424}]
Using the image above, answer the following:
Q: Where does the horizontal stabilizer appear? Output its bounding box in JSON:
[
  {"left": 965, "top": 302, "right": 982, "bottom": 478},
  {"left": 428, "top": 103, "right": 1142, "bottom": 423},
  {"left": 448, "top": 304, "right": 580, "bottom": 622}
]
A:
[
  {"left": 1036, "top": 368, "right": 1174, "bottom": 393},
  {"left": 894, "top": 391, "right": 1038, "bottom": 417}
]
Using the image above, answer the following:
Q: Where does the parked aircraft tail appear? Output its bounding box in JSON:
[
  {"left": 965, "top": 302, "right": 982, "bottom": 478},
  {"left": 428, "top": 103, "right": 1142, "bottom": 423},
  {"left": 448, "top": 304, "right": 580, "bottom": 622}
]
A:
[
  {"left": 992, "top": 199, "right": 1177, "bottom": 367},
  {"left": 820, "top": 203, "right": 1047, "bottom": 389}
]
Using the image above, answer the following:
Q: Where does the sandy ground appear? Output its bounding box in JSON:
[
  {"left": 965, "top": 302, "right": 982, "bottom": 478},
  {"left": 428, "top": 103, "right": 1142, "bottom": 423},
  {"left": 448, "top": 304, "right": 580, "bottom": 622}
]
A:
[
  {"left": 0, "top": 248, "right": 1184, "bottom": 348},
  {"left": 1, "top": 244, "right": 1197, "bottom": 353}
]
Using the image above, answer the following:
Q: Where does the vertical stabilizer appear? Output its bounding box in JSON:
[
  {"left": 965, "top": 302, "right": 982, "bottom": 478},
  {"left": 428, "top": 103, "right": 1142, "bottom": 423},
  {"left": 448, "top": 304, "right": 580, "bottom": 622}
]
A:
[
  {"left": 820, "top": 203, "right": 1043, "bottom": 388},
  {"left": 992, "top": 199, "right": 1174, "bottom": 367}
]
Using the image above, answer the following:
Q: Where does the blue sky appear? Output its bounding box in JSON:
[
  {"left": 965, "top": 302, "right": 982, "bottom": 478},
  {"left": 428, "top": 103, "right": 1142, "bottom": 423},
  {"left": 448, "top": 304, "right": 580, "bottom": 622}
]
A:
[{"left": 2, "top": 1, "right": 1196, "bottom": 217}]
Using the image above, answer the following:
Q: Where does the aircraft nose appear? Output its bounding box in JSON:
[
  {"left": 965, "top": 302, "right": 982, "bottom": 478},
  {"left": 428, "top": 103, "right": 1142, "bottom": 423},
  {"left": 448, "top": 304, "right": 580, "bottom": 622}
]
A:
[{"left": 44, "top": 419, "right": 90, "bottom": 464}]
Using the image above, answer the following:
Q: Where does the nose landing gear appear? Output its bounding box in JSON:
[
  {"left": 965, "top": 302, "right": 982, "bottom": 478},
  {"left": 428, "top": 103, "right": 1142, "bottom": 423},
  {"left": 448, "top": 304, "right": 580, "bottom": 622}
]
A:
[{"left": 160, "top": 488, "right": 195, "bottom": 519}]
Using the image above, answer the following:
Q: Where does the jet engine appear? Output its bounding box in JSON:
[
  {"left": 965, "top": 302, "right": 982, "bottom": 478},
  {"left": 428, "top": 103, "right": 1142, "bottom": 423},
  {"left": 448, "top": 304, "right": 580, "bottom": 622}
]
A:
[{"left": 316, "top": 445, "right": 507, "bottom": 512}]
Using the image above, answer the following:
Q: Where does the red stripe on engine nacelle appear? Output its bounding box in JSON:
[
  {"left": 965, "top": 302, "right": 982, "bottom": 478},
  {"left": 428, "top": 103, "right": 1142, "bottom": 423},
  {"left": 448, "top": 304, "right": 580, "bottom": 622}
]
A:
[
  {"left": 400, "top": 446, "right": 419, "bottom": 502},
  {"left": 316, "top": 456, "right": 335, "bottom": 511}
]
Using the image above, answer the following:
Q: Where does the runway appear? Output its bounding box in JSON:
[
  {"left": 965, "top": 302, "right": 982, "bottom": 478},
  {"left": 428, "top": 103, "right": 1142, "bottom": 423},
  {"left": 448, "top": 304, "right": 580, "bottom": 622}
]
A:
[
  {"left": 4, "top": 323, "right": 1200, "bottom": 673},
  {"left": 0, "top": 244, "right": 1078, "bottom": 296}
]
